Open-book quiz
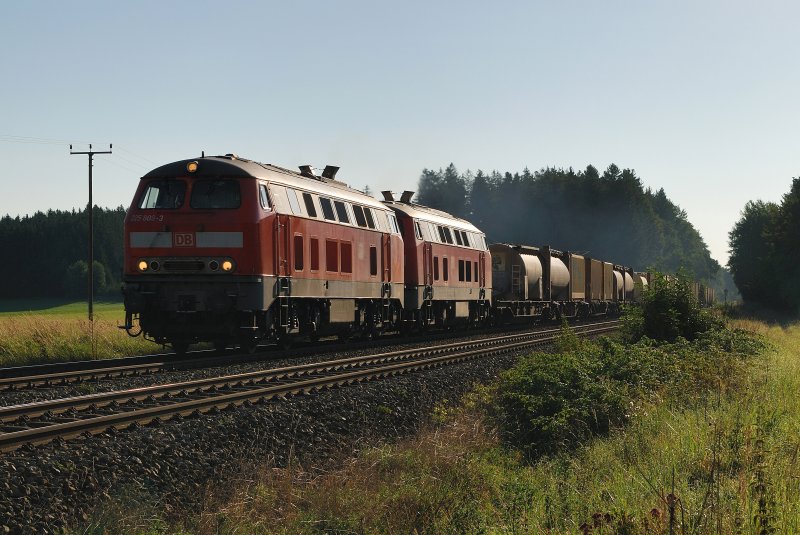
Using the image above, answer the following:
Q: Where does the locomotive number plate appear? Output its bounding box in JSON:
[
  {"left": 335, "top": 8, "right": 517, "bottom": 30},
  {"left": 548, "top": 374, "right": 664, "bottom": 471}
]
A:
[{"left": 173, "top": 233, "right": 195, "bottom": 247}]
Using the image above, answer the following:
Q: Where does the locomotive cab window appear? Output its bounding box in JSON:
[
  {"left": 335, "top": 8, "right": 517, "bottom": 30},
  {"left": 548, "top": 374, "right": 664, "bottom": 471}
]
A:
[
  {"left": 190, "top": 179, "right": 241, "bottom": 209},
  {"left": 138, "top": 180, "right": 186, "bottom": 209},
  {"left": 259, "top": 184, "right": 271, "bottom": 210}
]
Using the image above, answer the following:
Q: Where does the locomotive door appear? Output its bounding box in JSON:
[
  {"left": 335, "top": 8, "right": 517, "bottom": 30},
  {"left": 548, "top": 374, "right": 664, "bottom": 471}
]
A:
[
  {"left": 273, "top": 214, "right": 291, "bottom": 277},
  {"left": 381, "top": 233, "right": 392, "bottom": 282},
  {"left": 423, "top": 242, "right": 433, "bottom": 286},
  {"left": 478, "top": 251, "right": 486, "bottom": 288}
]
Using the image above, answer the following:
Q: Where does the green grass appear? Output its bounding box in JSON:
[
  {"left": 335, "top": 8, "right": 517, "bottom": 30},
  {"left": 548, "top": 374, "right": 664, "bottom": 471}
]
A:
[
  {"left": 0, "top": 299, "right": 158, "bottom": 366},
  {"left": 0, "top": 298, "right": 124, "bottom": 319}
]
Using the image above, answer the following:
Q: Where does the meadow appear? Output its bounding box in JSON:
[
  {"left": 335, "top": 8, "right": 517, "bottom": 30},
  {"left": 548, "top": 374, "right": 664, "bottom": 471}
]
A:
[{"left": 0, "top": 299, "right": 157, "bottom": 366}]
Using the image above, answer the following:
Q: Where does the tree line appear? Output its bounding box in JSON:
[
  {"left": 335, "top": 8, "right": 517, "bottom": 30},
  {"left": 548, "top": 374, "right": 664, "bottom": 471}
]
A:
[
  {"left": 417, "top": 163, "right": 723, "bottom": 284},
  {"left": 0, "top": 207, "right": 125, "bottom": 299},
  {"left": 728, "top": 177, "right": 800, "bottom": 311}
]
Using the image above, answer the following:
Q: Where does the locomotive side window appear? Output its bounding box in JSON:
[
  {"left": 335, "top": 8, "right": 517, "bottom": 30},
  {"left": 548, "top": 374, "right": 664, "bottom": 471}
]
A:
[
  {"left": 259, "top": 184, "right": 271, "bottom": 210},
  {"left": 387, "top": 213, "right": 400, "bottom": 234},
  {"left": 443, "top": 257, "right": 449, "bottom": 281},
  {"left": 310, "top": 238, "right": 320, "bottom": 271},
  {"left": 340, "top": 242, "right": 352, "bottom": 273},
  {"left": 461, "top": 231, "right": 470, "bottom": 247},
  {"left": 352, "top": 205, "right": 367, "bottom": 227},
  {"left": 474, "top": 261, "right": 478, "bottom": 282},
  {"left": 334, "top": 201, "right": 350, "bottom": 224},
  {"left": 428, "top": 222, "right": 439, "bottom": 243},
  {"left": 302, "top": 192, "right": 318, "bottom": 218},
  {"left": 286, "top": 188, "right": 302, "bottom": 215},
  {"left": 294, "top": 235, "right": 304, "bottom": 271},
  {"left": 326, "top": 239, "right": 338, "bottom": 271},
  {"left": 369, "top": 246, "right": 377, "bottom": 276},
  {"left": 454, "top": 230, "right": 463, "bottom": 246},
  {"left": 138, "top": 180, "right": 186, "bottom": 209},
  {"left": 320, "top": 197, "right": 336, "bottom": 221},
  {"left": 437, "top": 226, "right": 454, "bottom": 244},
  {"left": 190, "top": 179, "right": 241, "bottom": 209},
  {"left": 414, "top": 221, "right": 423, "bottom": 240},
  {"left": 458, "top": 260, "right": 465, "bottom": 281},
  {"left": 365, "top": 208, "right": 376, "bottom": 229},
  {"left": 466, "top": 260, "right": 472, "bottom": 282},
  {"left": 434, "top": 257, "right": 440, "bottom": 281}
]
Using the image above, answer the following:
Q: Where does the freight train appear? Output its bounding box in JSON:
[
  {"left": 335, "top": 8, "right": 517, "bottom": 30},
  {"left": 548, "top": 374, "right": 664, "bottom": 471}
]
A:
[{"left": 121, "top": 154, "right": 712, "bottom": 353}]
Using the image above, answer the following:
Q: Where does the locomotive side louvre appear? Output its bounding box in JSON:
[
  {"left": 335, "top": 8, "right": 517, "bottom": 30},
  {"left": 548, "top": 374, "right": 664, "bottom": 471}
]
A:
[{"left": 383, "top": 192, "right": 491, "bottom": 327}]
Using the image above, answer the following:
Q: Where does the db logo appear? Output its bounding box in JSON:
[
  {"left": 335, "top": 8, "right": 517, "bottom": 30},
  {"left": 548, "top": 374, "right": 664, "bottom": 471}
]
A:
[{"left": 174, "top": 233, "right": 194, "bottom": 247}]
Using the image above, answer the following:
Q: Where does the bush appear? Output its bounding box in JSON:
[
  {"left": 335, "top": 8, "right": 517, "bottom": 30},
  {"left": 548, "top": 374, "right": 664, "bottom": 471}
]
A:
[
  {"left": 492, "top": 323, "right": 764, "bottom": 461},
  {"left": 623, "top": 270, "right": 720, "bottom": 343}
]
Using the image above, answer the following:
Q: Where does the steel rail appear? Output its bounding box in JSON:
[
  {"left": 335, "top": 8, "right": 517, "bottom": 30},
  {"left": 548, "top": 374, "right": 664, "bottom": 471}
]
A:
[{"left": 0, "top": 322, "right": 619, "bottom": 453}]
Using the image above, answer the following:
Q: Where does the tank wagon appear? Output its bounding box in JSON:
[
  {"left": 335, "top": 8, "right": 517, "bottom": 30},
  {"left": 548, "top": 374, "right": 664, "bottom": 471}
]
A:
[
  {"left": 490, "top": 243, "right": 637, "bottom": 322},
  {"left": 123, "top": 155, "right": 405, "bottom": 352}
]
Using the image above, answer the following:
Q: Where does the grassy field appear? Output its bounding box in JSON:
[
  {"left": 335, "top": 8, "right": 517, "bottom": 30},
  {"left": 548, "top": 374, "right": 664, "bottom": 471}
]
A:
[
  {"left": 0, "top": 299, "right": 158, "bottom": 366},
  {"left": 77, "top": 313, "right": 800, "bottom": 534}
]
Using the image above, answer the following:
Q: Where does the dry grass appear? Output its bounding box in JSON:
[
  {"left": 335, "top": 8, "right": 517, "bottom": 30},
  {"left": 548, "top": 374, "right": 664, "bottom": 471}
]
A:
[
  {"left": 0, "top": 314, "right": 156, "bottom": 366},
  {"left": 193, "top": 413, "right": 502, "bottom": 535}
]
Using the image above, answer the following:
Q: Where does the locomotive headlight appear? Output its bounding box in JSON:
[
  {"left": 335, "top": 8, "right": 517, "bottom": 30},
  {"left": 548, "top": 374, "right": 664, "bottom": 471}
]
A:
[
  {"left": 222, "top": 260, "right": 234, "bottom": 272},
  {"left": 137, "top": 260, "right": 148, "bottom": 272},
  {"left": 187, "top": 161, "right": 199, "bottom": 173}
]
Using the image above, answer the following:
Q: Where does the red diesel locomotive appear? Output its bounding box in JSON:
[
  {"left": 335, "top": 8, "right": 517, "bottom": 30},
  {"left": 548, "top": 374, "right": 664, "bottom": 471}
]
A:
[
  {"left": 123, "top": 154, "right": 408, "bottom": 352},
  {"left": 122, "top": 154, "right": 493, "bottom": 353}
]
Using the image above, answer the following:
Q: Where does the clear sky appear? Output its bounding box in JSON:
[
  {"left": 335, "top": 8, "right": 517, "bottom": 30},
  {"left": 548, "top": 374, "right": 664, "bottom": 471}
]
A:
[{"left": 1, "top": 1, "right": 798, "bottom": 266}]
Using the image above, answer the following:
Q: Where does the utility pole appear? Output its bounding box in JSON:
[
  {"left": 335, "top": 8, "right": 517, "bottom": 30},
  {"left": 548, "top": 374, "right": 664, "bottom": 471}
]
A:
[{"left": 70, "top": 143, "right": 112, "bottom": 321}]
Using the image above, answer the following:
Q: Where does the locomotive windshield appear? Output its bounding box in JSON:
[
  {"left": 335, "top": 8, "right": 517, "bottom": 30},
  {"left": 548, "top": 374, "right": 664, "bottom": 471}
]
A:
[
  {"left": 138, "top": 180, "right": 186, "bottom": 209},
  {"left": 190, "top": 179, "right": 241, "bottom": 209}
]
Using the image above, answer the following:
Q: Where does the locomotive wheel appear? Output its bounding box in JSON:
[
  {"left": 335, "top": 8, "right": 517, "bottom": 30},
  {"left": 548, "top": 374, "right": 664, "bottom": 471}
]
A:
[{"left": 239, "top": 338, "right": 258, "bottom": 354}]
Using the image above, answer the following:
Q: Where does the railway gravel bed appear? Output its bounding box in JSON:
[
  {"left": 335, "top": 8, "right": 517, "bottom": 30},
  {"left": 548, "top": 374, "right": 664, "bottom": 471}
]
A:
[
  {"left": 0, "top": 351, "right": 529, "bottom": 533},
  {"left": 0, "top": 324, "right": 617, "bottom": 534}
]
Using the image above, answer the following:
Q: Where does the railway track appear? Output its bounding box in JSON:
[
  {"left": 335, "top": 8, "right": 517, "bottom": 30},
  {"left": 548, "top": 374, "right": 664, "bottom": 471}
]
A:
[
  {"left": 0, "top": 319, "right": 613, "bottom": 392},
  {"left": 0, "top": 320, "right": 619, "bottom": 453}
]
